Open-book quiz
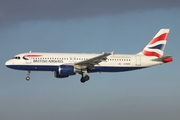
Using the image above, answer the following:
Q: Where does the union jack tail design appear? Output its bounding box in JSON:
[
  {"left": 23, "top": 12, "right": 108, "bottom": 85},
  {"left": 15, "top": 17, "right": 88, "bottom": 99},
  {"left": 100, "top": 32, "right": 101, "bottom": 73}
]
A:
[{"left": 138, "top": 29, "right": 170, "bottom": 58}]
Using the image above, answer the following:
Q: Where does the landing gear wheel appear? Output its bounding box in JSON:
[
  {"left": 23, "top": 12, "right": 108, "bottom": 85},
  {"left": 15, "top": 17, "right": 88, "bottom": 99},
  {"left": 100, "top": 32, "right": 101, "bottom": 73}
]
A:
[
  {"left": 26, "top": 71, "right": 31, "bottom": 81},
  {"left": 80, "top": 78, "right": 86, "bottom": 83},
  {"left": 80, "top": 75, "right": 90, "bottom": 83},
  {"left": 26, "top": 76, "right": 30, "bottom": 81},
  {"left": 84, "top": 75, "right": 90, "bottom": 81}
]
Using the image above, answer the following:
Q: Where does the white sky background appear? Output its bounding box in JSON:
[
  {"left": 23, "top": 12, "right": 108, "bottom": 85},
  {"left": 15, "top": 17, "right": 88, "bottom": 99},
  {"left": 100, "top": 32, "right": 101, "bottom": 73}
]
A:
[{"left": 0, "top": 1, "right": 180, "bottom": 120}]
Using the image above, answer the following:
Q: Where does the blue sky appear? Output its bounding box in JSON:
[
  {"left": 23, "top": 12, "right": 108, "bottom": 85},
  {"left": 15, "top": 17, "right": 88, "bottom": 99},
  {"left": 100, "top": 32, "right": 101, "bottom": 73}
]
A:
[{"left": 1, "top": 1, "right": 180, "bottom": 120}]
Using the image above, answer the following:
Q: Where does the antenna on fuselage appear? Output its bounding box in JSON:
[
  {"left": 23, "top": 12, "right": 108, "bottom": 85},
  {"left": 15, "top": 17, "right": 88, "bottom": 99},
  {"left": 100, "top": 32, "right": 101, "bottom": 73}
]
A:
[
  {"left": 29, "top": 50, "right": 32, "bottom": 53},
  {"left": 111, "top": 50, "right": 116, "bottom": 55}
]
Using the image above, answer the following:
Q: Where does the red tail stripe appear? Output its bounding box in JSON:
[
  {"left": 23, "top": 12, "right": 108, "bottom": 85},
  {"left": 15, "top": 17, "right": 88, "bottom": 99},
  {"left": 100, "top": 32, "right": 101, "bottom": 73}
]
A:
[
  {"left": 149, "top": 33, "right": 168, "bottom": 45},
  {"left": 143, "top": 50, "right": 161, "bottom": 58}
]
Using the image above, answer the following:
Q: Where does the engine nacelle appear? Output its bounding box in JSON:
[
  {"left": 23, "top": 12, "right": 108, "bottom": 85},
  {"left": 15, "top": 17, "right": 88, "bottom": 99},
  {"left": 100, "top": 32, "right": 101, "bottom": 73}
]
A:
[
  {"left": 54, "top": 71, "right": 69, "bottom": 78},
  {"left": 54, "top": 65, "right": 75, "bottom": 78},
  {"left": 59, "top": 65, "right": 75, "bottom": 75}
]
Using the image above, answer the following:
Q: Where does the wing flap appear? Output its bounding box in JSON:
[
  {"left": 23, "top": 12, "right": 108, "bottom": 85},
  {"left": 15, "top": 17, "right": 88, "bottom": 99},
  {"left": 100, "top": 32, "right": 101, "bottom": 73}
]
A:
[{"left": 75, "top": 52, "right": 111, "bottom": 66}]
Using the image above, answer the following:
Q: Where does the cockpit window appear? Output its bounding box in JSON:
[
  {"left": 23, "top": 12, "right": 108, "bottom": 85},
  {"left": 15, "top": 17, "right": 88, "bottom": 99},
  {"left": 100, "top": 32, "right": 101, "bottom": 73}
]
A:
[{"left": 12, "top": 56, "right": 21, "bottom": 59}]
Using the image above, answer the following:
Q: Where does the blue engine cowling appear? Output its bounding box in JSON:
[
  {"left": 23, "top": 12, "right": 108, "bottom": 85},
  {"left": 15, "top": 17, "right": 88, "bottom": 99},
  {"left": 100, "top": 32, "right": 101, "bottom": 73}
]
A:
[
  {"left": 54, "top": 71, "right": 69, "bottom": 78},
  {"left": 54, "top": 65, "right": 75, "bottom": 78}
]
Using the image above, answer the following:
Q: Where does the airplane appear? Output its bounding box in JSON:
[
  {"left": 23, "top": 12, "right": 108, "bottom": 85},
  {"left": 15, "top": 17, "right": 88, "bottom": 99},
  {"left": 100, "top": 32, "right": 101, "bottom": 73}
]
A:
[{"left": 5, "top": 29, "right": 172, "bottom": 83}]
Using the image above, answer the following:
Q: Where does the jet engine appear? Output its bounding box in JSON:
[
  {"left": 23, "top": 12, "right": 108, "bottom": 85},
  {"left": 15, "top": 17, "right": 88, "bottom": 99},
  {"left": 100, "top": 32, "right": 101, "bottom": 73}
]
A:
[{"left": 54, "top": 65, "right": 75, "bottom": 78}]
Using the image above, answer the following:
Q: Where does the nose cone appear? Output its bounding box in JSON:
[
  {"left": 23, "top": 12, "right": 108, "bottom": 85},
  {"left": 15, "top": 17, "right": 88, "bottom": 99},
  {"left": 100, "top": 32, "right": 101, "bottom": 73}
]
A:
[
  {"left": 5, "top": 60, "right": 19, "bottom": 70},
  {"left": 5, "top": 60, "right": 11, "bottom": 68}
]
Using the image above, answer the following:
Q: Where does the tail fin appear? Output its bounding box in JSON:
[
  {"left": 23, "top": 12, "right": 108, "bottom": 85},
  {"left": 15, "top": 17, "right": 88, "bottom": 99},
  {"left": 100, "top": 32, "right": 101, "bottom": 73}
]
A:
[{"left": 138, "top": 29, "right": 170, "bottom": 58}]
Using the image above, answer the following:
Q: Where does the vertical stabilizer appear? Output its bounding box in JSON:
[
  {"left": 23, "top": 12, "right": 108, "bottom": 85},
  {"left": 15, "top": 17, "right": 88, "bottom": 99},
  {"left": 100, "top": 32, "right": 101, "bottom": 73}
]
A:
[{"left": 138, "top": 29, "right": 170, "bottom": 58}]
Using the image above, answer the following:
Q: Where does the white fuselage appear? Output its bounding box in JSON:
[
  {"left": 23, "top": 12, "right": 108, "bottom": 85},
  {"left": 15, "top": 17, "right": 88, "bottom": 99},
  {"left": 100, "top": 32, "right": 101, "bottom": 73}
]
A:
[
  {"left": 5, "top": 52, "right": 163, "bottom": 73},
  {"left": 4, "top": 29, "right": 172, "bottom": 82}
]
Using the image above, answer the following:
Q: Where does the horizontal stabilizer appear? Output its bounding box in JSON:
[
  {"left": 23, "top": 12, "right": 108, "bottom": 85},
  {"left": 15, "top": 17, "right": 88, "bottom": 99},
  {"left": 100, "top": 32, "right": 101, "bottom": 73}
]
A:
[{"left": 152, "top": 56, "right": 173, "bottom": 63}]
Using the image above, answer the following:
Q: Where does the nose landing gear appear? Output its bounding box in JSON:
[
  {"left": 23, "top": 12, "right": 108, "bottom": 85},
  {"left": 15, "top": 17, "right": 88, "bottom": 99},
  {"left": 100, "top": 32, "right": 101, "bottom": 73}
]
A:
[{"left": 26, "top": 71, "right": 31, "bottom": 81}]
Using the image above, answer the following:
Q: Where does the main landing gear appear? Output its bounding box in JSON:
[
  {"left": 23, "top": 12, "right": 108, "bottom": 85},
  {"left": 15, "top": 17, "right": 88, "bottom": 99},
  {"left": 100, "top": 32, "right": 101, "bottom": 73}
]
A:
[
  {"left": 80, "top": 75, "right": 90, "bottom": 83},
  {"left": 80, "top": 70, "right": 90, "bottom": 83},
  {"left": 26, "top": 71, "right": 31, "bottom": 81}
]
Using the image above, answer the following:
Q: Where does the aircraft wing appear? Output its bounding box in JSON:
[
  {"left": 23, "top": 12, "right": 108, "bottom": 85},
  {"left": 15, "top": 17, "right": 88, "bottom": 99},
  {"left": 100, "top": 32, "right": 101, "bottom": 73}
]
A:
[{"left": 74, "top": 52, "right": 111, "bottom": 67}]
